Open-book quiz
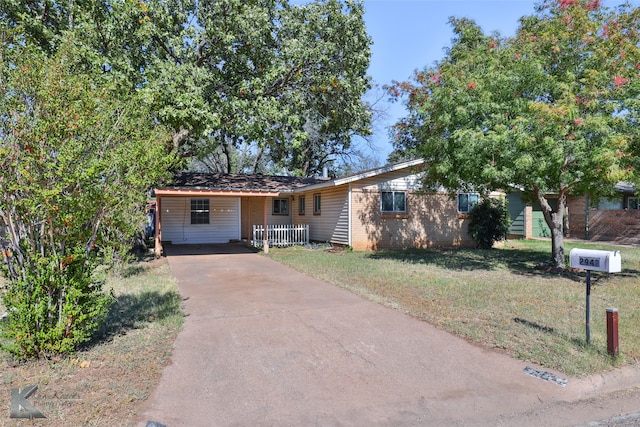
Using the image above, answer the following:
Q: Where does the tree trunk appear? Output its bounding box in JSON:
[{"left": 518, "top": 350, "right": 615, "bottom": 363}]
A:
[
  {"left": 172, "top": 127, "right": 190, "bottom": 151},
  {"left": 221, "top": 135, "right": 233, "bottom": 174},
  {"left": 536, "top": 189, "right": 567, "bottom": 268},
  {"left": 549, "top": 212, "right": 565, "bottom": 268},
  {"left": 251, "top": 146, "right": 264, "bottom": 175}
]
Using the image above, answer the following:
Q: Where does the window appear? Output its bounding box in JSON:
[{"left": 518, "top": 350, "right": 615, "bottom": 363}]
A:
[
  {"left": 598, "top": 198, "right": 623, "bottom": 210},
  {"left": 272, "top": 198, "right": 289, "bottom": 215},
  {"left": 381, "top": 191, "right": 406, "bottom": 212},
  {"left": 299, "top": 196, "right": 306, "bottom": 215},
  {"left": 627, "top": 197, "right": 640, "bottom": 210},
  {"left": 190, "top": 199, "right": 210, "bottom": 224},
  {"left": 313, "top": 193, "right": 321, "bottom": 214},
  {"left": 457, "top": 193, "right": 479, "bottom": 213}
]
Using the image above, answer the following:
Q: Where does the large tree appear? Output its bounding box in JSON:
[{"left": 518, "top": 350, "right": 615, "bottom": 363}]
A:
[
  {"left": 147, "top": 0, "right": 372, "bottom": 176},
  {"left": 2, "top": 0, "right": 373, "bottom": 176},
  {"left": 0, "top": 40, "right": 177, "bottom": 358},
  {"left": 390, "top": 0, "right": 640, "bottom": 267}
]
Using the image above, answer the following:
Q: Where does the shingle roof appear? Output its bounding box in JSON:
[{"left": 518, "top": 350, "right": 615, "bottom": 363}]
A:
[
  {"left": 614, "top": 182, "right": 636, "bottom": 194},
  {"left": 164, "top": 172, "right": 329, "bottom": 193}
]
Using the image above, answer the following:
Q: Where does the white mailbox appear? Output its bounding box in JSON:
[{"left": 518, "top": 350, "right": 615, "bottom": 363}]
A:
[{"left": 569, "top": 248, "right": 621, "bottom": 273}]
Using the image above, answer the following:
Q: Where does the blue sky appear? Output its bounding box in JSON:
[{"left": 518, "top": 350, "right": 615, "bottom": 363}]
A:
[{"left": 356, "top": 0, "right": 639, "bottom": 163}]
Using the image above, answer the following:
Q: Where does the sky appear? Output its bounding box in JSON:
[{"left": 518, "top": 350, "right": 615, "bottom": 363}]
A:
[{"left": 353, "top": 0, "right": 639, "bottom": 164}]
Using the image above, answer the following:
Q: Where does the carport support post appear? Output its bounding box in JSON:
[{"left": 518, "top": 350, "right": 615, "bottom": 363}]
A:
[
  {"left": 263, "top": 197, "right": 269, "bottom": 254},
  {"left": 246, "top": 197, "right": 252, "bottom": 247},
  {"left": 154, "top": 196, "right": 162, "bottom": 257}
]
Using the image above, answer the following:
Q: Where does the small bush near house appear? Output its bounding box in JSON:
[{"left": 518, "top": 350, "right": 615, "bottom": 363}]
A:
[{"left": 467, "top": 198, "right": 511, "bottom": 249}]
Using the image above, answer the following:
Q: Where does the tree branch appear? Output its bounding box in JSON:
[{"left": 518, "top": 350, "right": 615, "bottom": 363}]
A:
[{"left": 153, "top": 34, "right": 182, "bottom": 65}]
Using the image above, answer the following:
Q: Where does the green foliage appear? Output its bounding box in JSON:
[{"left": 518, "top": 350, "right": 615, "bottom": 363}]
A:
[
  {"left": 389, "top": 0, "right": 640, "bottom": 266},
  {"left": 467, "top": 198, "right": 511, "bottom": 249},
  {"left": 0, "top": 41, "right": 177, "bottom": 358},
  {"left": 0, "top": 250, "right": 111, "bottom": 359},
  {"left": 1, "top": 0, "right": 373, "bottom": 176}
]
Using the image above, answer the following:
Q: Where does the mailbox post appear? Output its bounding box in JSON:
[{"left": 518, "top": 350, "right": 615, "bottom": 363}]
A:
[{"left": 569, "top": 249, "right": 621, "bottom": 345}]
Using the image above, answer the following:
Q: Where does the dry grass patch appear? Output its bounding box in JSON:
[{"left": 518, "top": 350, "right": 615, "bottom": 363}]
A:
[
  {"left": 0, "top": 256, "right": 183, "bottom": 426},
  {"left": 267, "top": 240, "right": 640, "bottom": 377}
]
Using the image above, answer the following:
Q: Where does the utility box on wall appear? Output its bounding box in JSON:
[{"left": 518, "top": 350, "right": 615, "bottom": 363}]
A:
[{"left": 569, "top": 248, "right": 622, "bottom": 273}]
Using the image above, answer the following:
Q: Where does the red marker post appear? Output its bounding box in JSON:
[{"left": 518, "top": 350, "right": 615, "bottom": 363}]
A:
[{"left": 606, "top": 308, "right": 619, "bottom": 357}]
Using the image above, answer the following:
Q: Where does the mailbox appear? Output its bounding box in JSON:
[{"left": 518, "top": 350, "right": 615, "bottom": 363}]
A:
[{"left": 569, "top": 248, "right": 621, "bottom": 273}]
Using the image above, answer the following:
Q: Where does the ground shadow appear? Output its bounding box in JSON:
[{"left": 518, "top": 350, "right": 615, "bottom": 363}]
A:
[
  {"left": 513, "top": 317, "right": 600, "bottom": 352},
  {"left": 366, "top": 246, "right": 549, "bottom": 275},
  {"left": 85, "top": 288, "right": 182, "bottom": 348},
  {"left": 365, "top": 246, "right": 637, "bottom": 283},
  {"left": 163, "top": 242, "right": 258, "bottom": 256}
]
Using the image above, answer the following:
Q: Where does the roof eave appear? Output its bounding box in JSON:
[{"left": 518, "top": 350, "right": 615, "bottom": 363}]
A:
[
  {"left": 155, "top": 188, "right": 282, "bottom": 197},
  {"left": 294, "top": 158, "right": 426, "bottom": 193}
]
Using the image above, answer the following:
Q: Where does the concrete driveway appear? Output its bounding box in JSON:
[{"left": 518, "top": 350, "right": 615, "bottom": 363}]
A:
[{"left": 139, "top": 244, "right": 640, "bottom": 426}]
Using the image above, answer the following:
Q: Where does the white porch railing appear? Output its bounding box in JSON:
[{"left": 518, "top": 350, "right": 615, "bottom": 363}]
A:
[{"left": 252, "top": 224, "right": 309, "bottom": 247}]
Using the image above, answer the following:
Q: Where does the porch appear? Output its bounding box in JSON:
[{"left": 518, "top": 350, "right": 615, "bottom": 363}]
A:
[{"left": 252, "top": 224, "right": 310, "bottom": 248}]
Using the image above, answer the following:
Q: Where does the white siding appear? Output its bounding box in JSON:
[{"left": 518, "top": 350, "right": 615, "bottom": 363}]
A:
[
  {"left": 161, "top": 197, "right": 240, "bottom": 244},
  {"left": 303, "top": 187, "right": 349, "bottom": 246},
  {"left": 359, "top": 171, "right": 425, "bottom": 191}
]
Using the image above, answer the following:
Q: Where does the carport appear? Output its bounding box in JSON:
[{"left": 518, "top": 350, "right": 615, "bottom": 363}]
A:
[
  {"left": 153, "top": 173, "right": 325, "bottom": 256},
  {"left": 154, "top": 187, "right": 277, "bottom": 257}
]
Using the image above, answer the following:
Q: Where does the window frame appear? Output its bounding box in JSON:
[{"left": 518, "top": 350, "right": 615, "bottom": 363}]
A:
[
  {"left": 190, "top": 198, "right": 210, "bottom": 225},
  {"left": 627, "top": 196, "right": 639, "bottom": 210},
  {"left": 457, "top": 193, "right": 479, "bottom": 214},
  {"left": 380, "top": 190, "right": 407, "bottom": 213},
  {"left": 298, "top": 195, "right": 306, "bottom": 215},
  {"left": 272, "top": 198, "right": 289, "bottom": 215},
  {"left": 313, "top": 193, "right": 321, "bottom": 215},
  {"left": 597, "top": 197, "right": 623, "bottom": 210}
]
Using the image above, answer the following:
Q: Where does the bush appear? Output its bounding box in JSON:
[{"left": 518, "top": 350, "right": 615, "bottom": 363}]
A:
[
  {"left": 0, "top": 251, "right": 112, "bottom": 359},
  {"left": 468, "top": 198, "right": 511, "bottom": 249}
]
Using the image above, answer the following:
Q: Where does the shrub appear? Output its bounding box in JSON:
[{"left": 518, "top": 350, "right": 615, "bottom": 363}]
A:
[
  {"left": 468, "top": 198, "right": 511, "bottom": 249},
  {"left": 0, "top": 250, "right": 112, "bottom": 359}
]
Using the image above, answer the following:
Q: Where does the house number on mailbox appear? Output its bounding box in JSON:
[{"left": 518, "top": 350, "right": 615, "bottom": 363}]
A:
[{"left": 579, "top": 257, "right": 600, "bottom": 268}]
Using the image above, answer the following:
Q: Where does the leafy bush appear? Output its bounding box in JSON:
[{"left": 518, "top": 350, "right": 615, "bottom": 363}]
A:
[
  {"left": 0, "top": 250, "right": 112, "bottom": 359},
  {"left": 467, "top": 198, "right": 511, "bottom": 249},
  {"left": 0, "top": 42, "right": 175, "bottom": 359}
]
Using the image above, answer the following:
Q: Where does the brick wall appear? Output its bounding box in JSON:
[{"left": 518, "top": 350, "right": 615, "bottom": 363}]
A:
[{"left": 350, "top": 189, "right": 475, "bottom": 250}]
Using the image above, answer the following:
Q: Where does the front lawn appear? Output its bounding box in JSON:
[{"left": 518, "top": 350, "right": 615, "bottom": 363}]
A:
[{"left": 267, "top": 240, "right": 640, "bottom": 377}]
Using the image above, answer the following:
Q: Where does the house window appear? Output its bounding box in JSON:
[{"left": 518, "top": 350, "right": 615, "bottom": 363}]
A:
[
  {"left": 190, "top": 199, "right": 210, "bottom": 224},
  {"left": 457, "top": 193, "right": 479, "bottom": 213},
  {"left": 598, "top": 198, "right": 623, "bottom": 210},
  {"left": 627, "top": 197, "right": 640, "bottom": 210},
  {"left": 299, "top": 196, "right": 306, "bottom": 215},
  {"left": 273, "top": 198, "right": 289, "bottom": 215},
  {"left": 313, "top": 193, "right": 321, "bottom": 214},
  {"left": 381, "top": 191, "right": 406, "bottom": 212}
]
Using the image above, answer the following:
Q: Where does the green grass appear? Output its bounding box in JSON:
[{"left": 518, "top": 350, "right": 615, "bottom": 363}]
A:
[{"left": 267, "top": 239, "right": 640, "bottom": 377}]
